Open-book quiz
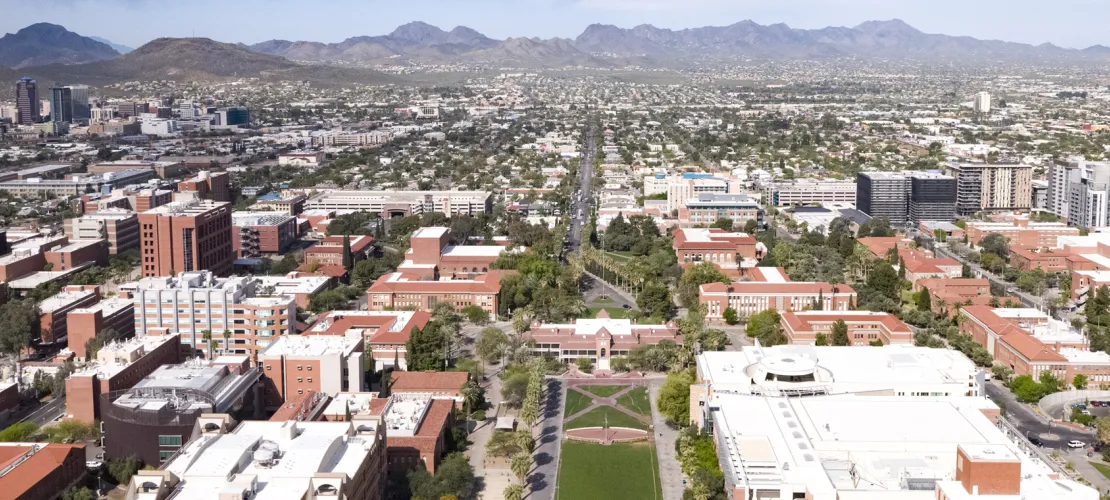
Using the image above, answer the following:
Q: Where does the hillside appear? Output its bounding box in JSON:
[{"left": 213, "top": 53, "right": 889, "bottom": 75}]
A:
[{"left": 0, "top": 23, "right": 118, "bottom": 68}]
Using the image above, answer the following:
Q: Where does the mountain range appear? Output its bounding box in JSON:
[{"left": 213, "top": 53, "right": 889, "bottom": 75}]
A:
[{"left": 2, "top": 19, "right": 1110, "bottom": 93}]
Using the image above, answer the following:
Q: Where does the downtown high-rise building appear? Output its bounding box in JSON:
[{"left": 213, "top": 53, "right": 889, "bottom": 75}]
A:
[
  {"left": 856, "top": 171, "right": 957, "bottom": 225},
  {"left": 15, "top": 77, "right": 38, "bottom": 125},
  {"left": 68, "top": 85, "right": 90, "bottom": 122},
  {"left": 943, "top": 162, "right": 1033, "bottom": 216},
  {"left": 49, "top": 86, "right": 73, "bottom": 123}
]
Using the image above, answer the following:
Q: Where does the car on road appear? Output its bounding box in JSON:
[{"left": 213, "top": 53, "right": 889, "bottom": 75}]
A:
[
  {"left": 1028, "top": 436, "right": 1044, "bottom": 446},
  {"left": 1068, "top": 440, "right": 1087, "bottom": 449}
]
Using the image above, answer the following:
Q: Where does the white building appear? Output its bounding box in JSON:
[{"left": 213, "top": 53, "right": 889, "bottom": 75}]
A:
[
  {"left": 710, "top": 395, "right": 1093, "bottom": 500},
  {"left": 131, "top": 416, "right": 384, "bottom": 500},
  {"left": 767, "top": 179, "right": 857, "bottom": 207},
  {"left": 973, "top": 91, "right": 991, "bottom": 113},
  {"left": 305, "top": 190, "right": 492, "bottom": 216}
]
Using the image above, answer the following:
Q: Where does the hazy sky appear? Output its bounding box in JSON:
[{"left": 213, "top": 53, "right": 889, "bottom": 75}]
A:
[{"left": 2, "top": 0, "right": 1108, "bottom": 49}]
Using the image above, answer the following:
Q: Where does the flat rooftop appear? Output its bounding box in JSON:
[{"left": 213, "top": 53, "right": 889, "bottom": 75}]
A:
[
  {"left": 259, "top": 334, "right": 360, "bottom": 358},
  {"left": 161, "top": 420, "right": 379, "bottom": 500},
  {"left": 411, "top": 226, "right": 449, "bottom": 238},
  {"left": 70, "top": 334, "right": 176, "bottom": 379},
  {"left": 711, "top": 394, "right": 1088, "bottom": 499},
  {"left": 255, "top": 274, "right": 331, "bottom": 295},
  {"left": 697, "top": 345, "right": 977, "bottom": 393},
  {"left": 142, "top": 199, "right": 229, "bottom": 216},
  {"left": 232, "top": 212, "right": 295, "bottom": 226}
]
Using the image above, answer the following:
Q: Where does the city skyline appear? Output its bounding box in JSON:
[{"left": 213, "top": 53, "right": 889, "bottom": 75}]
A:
[{"left": 2, "top": 0, "right": 1109, "bottom": 50}]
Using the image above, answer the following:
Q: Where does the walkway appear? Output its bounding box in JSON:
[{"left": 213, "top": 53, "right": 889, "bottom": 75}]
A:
[
  {"left": 583, "top": 271, "right": 637, "bottom": 308},
  {"left": 530, "top": 379, "right": 565, "bottom": 500},
  {"left": 649, "top": 384, "right": 685, "bottom": 500},
  {"left": 467, "top": 368, "right": 507, "bottom": 499},
  {"left": 1069, "top": 450, "right": 1110, "bottom": 494}
]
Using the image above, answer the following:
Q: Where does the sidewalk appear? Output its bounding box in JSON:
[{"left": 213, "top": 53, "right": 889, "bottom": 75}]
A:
[
  {"left": 649, "top": 384, "right": 685, "bottom": 500},
  {"left": 1067, "top": 450, "right": 1110, "bottom": 494}
]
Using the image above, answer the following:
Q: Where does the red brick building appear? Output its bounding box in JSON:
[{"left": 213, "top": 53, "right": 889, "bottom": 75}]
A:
[
  {"left": 64, "top": 334, "right": 183, "bottom": 423},
  {"left": 700, "top": 281, "right": 856, "bottom": 319},
  {"left": 390, "top": 371, "right": 468, "bottom": 408},
  {"left": 44, "top": 239, "right": 109, "bottom": 271},
  {"left": 138, "top": 199, "right": 234, "bottom": 277},
  {"left": 672, "top": 228, "right": 764, "bottom": 278},
  {"left": 39, "top": 285, "right": 101, "bottom": 344},
  {"left": 397, "top": 226, "right": 515, "bottom": 279},
  {"left": 232, "top": 212, "right": 298, "bottom": 257},
  {"left": 304, "top": 235, "right": 374, "bottom": 267},
  {"left": 367, "top": 270, "right": 510, "bottom": 322},
  {"left": 525, "top": 310, "right": 681, "bottom": 371},
  {"left": 780, "top": 311, "right": 913, "bottom": 345},
  {"left": 67, "top": 298, "right": 135, "bottom": 358},
  {"left": 177, "top": 170, "right": 231, "bottom": 202},
  {"left": 306, "top": 310, "right": 431, "bottom": 372},
  {"left": 0, "top": 443, "right": 87, "bottom": 500}
]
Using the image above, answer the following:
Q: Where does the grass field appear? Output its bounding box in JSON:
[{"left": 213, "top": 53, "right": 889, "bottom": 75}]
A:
[
  {"left": 565, "top": 406, "right": 648, "bottom": 430},
  {"left": 557, "top": 441, "right": 662, "bottom": 500},
  {"left": 604, "top": 251, "right": 634, "bottom": 262},
  {"left": 1091, "top": 461, "right": 1110, "bottom": 480},
  {"left": 565, "top": 389, "right": 595, "bottom": 416},
  {"left": 585, "top": 307, "right": 631, "bottom": 319},
  {"left": 579, "top": 385, "right": 626, "bottom": 398},
  {"left": 616, "top": 386, "right": 651, "bottom": 416}
]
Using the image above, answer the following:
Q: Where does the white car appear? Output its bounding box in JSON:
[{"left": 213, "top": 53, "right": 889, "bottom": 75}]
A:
[
  {"left": 1067, "top": 440, "right": 1087, "bottom": 449},
  {"left": 86, "top": 460, "right": 103, "bottom": 469}
]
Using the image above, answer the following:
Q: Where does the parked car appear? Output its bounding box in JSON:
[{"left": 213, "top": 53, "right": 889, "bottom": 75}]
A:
[
  {"left": 1029, "top": 436, "right": 1044, "bottom": 446},
  {"left": 1068, "top": 440, "right": 1087, "bottom": 449}
]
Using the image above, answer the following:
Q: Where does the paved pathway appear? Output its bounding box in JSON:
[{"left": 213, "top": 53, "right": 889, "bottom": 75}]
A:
[
  {"left": 649, "top": 384, "right": 685, "bottom": 500},
  {"left": 467, "top": 368, "right": 505, "bottom": 499},
  {"left": 530, "top": 379, "right": 565, "bottom": 500},
  {"left": 1066, "top": 449, "right": 1110, "bottom": 494}
]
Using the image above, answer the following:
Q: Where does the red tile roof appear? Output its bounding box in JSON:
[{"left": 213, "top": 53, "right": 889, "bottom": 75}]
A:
[{"left": 390, "top": 371, "right": 468, "bottom": 393}]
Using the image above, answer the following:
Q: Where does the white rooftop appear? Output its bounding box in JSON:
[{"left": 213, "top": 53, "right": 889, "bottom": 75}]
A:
[
  {"left": 383, "top": 393, "right": 433, "bottom": 437},
  {"left": 310, "top": 310, "right": 417, "bottom": 334},
  {"left": 38, "top": 288, "right": 97, "bottom": 313},
  {"left": 697, "top": 345, "right": 978, "bottom": 397},
  {"left": 411, "top": 226, "right": 449, "bottom": 238},
  {"left": 161, "top": 420, "right": 380, "bottom": 500},
  {"left": 71, "top": 334, "right": 177, "bottom": 379},
  {"left": 711, "top": 394, "right": 1095, "bottom": 500},
  {"left": 440, "top": 244, "right": 511, "bottom": 257},
  {"left": 259, "top": 334, "right": 360, "bottom": 358}
]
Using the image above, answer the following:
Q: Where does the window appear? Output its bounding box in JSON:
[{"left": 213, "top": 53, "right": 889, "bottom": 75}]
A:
[
  {"left": 266, "top": 365, "right": 271, "bottom": 370},
  {"left": 298, "top": 365, "right": 303, "bottom": 371},
  {"left": 297, "top": 377, "right": 303, "bottom": 383},
  {"left": 307, "top": 365, "right": 312, "bottom": 371},
  {"left": 308, "top": 378, "right": 313, "bottom": 383},
  {"left": 158, "top": 435, "right": 183, "bottom": 447},
  {"left": 159, "top": 450, "right": 176, "bottom": 462}
]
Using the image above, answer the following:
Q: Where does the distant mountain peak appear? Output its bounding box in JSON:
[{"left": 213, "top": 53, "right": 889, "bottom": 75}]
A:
[
  {"left": 0, "top": 22, "right": 118, "bottom": 68},
  {"left": 389, "top": 21, "right": 448, "bottom": 44}
]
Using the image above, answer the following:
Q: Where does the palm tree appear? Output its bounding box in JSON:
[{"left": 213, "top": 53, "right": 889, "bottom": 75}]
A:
[
  {"left": 511, "top": 452, "right": 531, "bottom": 485},
  {"left": 201, "top": 330, "right": 213, "bottom": 359},
  {"left": 460, "top": 379, "right": 481, "bottom": 419},
  {"left": 222, "top": 330, "right": 232, "bottom": 354},
  {"left": 513, "top": 428, "right": 535, "bottom": 455},
  {"left": 503, "top": 484, "right": 524, "bottom": 500}
]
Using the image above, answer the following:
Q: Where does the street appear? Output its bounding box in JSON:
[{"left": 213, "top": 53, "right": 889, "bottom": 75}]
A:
[
  {"left": 984, "top": 381, "right": 1091, "bottom": 448},
  {"left": 18, "top": 396, "right": 66, "bottom": 426},
  {"left": 567, "top": 120, "right": 596, "bottom": 255}
]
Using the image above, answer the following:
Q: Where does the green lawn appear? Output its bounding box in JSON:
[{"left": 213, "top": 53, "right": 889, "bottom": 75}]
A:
[
  {"left": 604, "top": 251, "right": 634, "bottom": 262},
  {"left": 557, "top": 441, "right": 662, "bottom": 500},
  {"left": 585, "top": 307, "right": 631, "bottom": 319},
  {"left": 1091, "top": 461, "right": 1110, "bottom": 480},
  {"left": 616, "top": 386, "right": 651, "bottom": 416},
  {"left": 565, "top": 406, "right": 648, "bottom": 430},
  {"left": 565, "top": 389, "right": 595, "bottom": 416},
  {"left": 579, "top": 385, "right": 627, "bottom": 398}
]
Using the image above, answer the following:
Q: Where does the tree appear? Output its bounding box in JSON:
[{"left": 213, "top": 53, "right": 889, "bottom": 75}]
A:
[
  {"left": 107, "top": 455, "right": 143, "bottom": 484},
  {"left": 476, "top": 328, "right": 509, "bottom": 363},
  {"left": 743, "top": 219, "right": 758, "bottom": 233},
  {"left": 510, "top": 452, "right": 531, "bottom": 485},
  {"left": 831, "top": 319, "right": 850, "bottom": 346},
  {"left": 406, "top": 324, "right": 446, "bottom": 371},
  {"left": 501, "top": 373, "right": 530, "bottom": 407},
  {"left": 462, "top": 305, "right": 490, "bottom": 325},
  {"left": 1097, "top": 417, "right": 1110, "bottom": 445},
  {"left": 201, "top": 330, "right": 213, "bottom": 359},
  {"left": 916, "top": 287, "right": 932, "bottom": 312},
  {"left": 0, "top": 300, "right": 39, "bottom": 386},
  {"left": 638, "top": 282, "right": 676, "bottom": 319},
  {"left": 658, "top": 369, "right": 696, "bottom": 424},
  {"left": 1074, "top": 373, "right": 1089, "bottom": 390},
  {"left": 815, "top": 333, "right": 828, "bottom": 346},
  {"left": 676, "top": 263, "right": 732, "bottom": 309},
  {"left": 722, "top": 307, "right": 739, "bottom": 326},
  {"left": 408, "top": 452, "right": 476, "bottom": 500},
  {"left": 62, "top": 487, "right": 95, "bottom": 500},
  {"left": 711, "top": 218, "right": 734, "bottom": 231},
  {"left": 503, "top": 484, "right": 524, "bottom": 500},
  {"left": 746, "top": 309, "right": 786, "bottom": 346},
  {"left": 980, "top": 233, "right": 1011, "bottom": 258},
  {"left": 341, "top": 235, "right": 353, "bottom": 270}
]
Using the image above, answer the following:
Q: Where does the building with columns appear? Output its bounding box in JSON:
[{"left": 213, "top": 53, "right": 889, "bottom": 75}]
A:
[{"left": 524, "top": 310, "right": 680, "bottom": 371}]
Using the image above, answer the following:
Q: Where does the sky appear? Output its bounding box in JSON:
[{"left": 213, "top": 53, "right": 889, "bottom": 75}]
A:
[{"left": 2, "top": 0, "right": 1109, "bottom": 49}]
